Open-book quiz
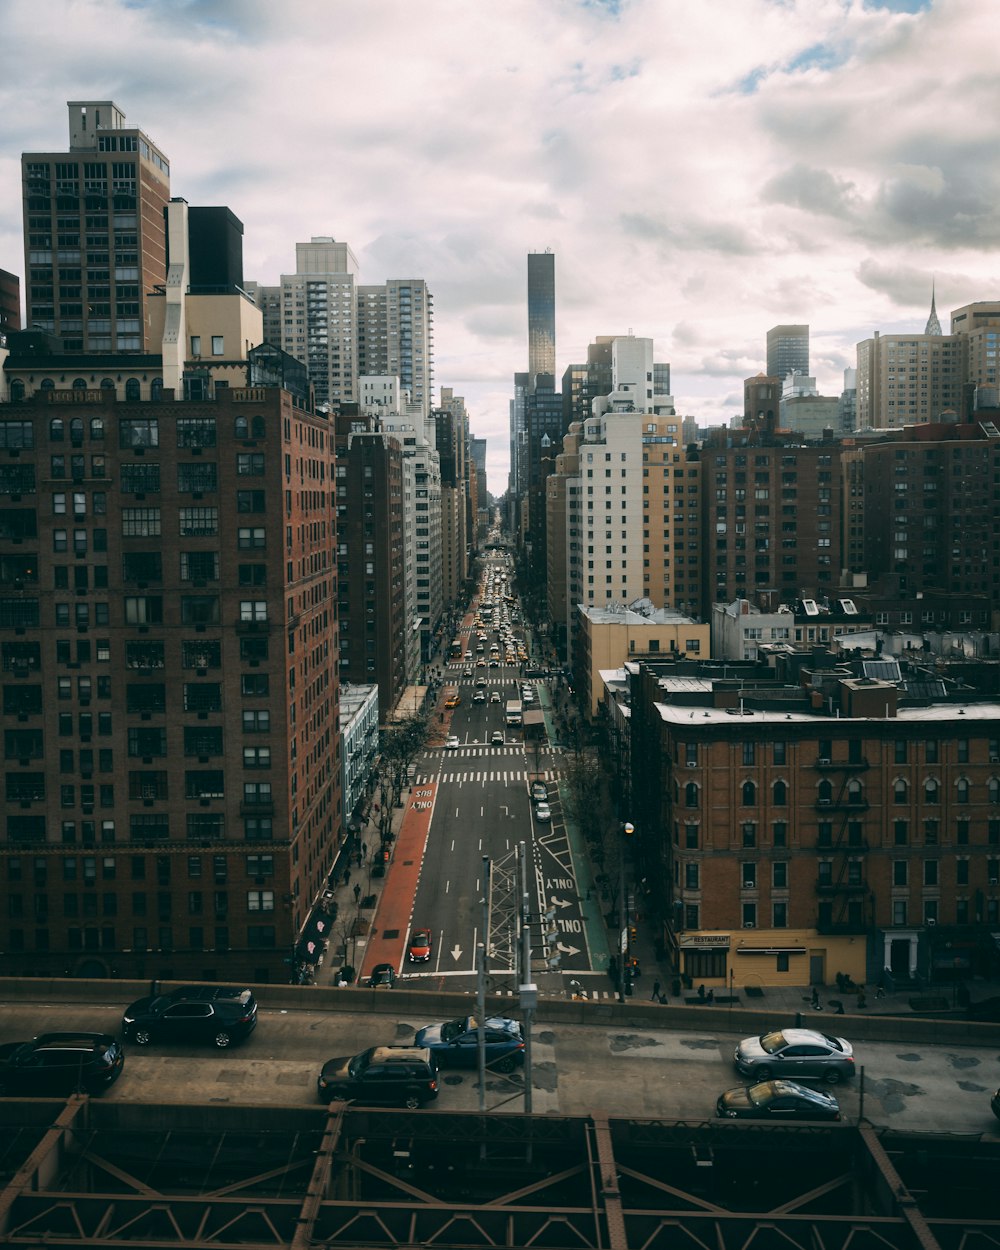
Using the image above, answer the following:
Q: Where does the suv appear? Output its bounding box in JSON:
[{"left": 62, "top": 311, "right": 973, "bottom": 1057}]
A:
[
  {"left": 0, "top": 1032, "right": 124, "bottom": 1097},
  {"left": 122, "top": 985, "right": 258, "bottom": 1049},
  {"left": 318, "top": 1046, "right": 439, "bottom": 1108}
]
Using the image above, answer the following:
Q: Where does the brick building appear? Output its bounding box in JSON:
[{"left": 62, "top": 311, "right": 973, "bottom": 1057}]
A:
[
  {"left": 0, "top": 385, "right": 340, "bottom": 981},
  {"left": 628, "top": 655, "right": 1000, "bottom": 990}
]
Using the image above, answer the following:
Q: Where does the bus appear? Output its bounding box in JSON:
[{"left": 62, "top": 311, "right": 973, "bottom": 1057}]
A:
[{"left": 449, "top": 637, "right": 463, "bottom": 661}]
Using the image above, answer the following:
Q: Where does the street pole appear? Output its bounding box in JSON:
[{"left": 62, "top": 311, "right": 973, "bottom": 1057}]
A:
[
  {"left": 518, "top": 841, "right": 536, "bottom": 1115},
  {"left": 618, "top": 822, "right": 634, "bottom": 1002},
  {"left": 477, "top": 854, "right": 489, "bottom": 1112}
]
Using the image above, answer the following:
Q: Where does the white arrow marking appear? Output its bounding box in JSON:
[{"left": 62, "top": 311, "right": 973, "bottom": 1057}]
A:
[
  {"left": 450, "top": 944, "right": 463, "bottom": 961},
  {"left": 550, "top": 896, "right": 572, "bottom": 909},
  {"left": 557, "top": 941, "right": 581, "bottom": 956}
]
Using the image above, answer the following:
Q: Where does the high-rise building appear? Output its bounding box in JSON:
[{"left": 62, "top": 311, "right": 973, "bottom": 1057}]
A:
[
  {"left": 21, "top": 101, "right": 171, "bottom": 352},
  {"left": 766, "top": 324, "right": 809, "bottom": 380},
  {"left": 527, "top": 251, "right": 555, "bottom": 387},
  {"left": 0, "top": 385, "right": 340, "bottom": 981},
  {"left": 0, "top": 268, "right": 20, "bottom": 338},
  {"left": 701, "top": 430, "right": 841, "bottom": 615},
  {"left": 358, "top": 280, "right": 434, "bottom": 417}
]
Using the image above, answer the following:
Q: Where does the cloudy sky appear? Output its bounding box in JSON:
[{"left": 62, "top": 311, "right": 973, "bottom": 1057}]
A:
[{"left": 2, "top": 0, "right": 998, "bottom": 494}]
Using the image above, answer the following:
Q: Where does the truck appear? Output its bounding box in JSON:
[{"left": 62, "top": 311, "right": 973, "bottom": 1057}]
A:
[{"left": 505, "top": 698, "right": 523, "bottom": 727}]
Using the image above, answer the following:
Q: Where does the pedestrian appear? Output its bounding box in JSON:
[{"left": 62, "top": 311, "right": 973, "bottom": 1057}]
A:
[
  {"left": 810, "top": 986, "right": 822, "bottom": 1010},
  {"left": 651, "top": 979, "right": 661, "bottom": 1002},
  {"left": 856, "top": 985, "right": 867, "bottom": 1010},
  {"left": 342, "top": 868, "right": 350, "bottom": 887},
  {"left": 353, "top": 882, "right": 361, "bottom": 904},
  {"left": 697, "top": 983, "right": 706, "bottom": 1001}
]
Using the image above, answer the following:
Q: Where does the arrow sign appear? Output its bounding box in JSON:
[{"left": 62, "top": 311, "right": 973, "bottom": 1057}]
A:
[
  {"left": 450, "top": 944, "right": 463, "bottom": 961},
  {"left": 549, "top": 896, "right": 572, "bottom": 909},
  {"left": 556, "top": 942, "right": 581, "bottom": 957}
]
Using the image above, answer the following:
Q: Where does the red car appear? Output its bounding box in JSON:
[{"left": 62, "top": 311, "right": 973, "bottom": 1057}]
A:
[{"left": 408, "top": 927, "right": 432, "bottom": 963}]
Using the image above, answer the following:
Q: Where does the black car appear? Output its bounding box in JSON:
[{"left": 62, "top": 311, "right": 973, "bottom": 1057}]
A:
[
  {"left": 0, "top": 1032, "right": 124, "bottom": 1097},
  {"left": 967, "top": 996, "right": 1000, "bottom": 1023},
  {"left": 716, "top": 1079, "right": 841, "bottom": 1121},
  {"left": 414, "top": 1015, "right": 525, "bottom": 1072},
  {"left": 317, "top": 1046, "right": 439, "bottom": 1108},
  {"left": 368, "top": 963, "right": 397, "bottom": 988},
  {"left": 122, "top": 985, "right": 257, "bottom": 1049}
]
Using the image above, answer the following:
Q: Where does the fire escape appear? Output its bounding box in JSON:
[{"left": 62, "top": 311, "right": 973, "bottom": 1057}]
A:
[{"left": 813, "top": 745, "right": 872, "bottom": 934}]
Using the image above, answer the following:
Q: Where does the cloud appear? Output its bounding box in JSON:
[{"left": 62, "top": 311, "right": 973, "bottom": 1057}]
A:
[{"left": 2, "top": 0, "right": 1000, "bottom": 482}]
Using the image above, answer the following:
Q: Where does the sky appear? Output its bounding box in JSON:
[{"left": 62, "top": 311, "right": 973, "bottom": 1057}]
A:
[{"left": 2, "top": 0, "right": 999, "bottom": 497}]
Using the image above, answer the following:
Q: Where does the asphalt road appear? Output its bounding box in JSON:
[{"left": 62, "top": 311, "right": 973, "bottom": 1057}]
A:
[{"left": 1, "top": 998, "right": 997, "bottom": 1134}]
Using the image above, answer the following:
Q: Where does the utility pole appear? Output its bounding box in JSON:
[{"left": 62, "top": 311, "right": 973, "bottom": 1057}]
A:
[
  {"left": 477, "top": 855, "right": 489, "bottom": 1112},
  {"left": 618, "top": 821, "right": 634, "bottom": 1003},
  {"left": 518, "top": 840, "right": 537, "bottom": 1115}
]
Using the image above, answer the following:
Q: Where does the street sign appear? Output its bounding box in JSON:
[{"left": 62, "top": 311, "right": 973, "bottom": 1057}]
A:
[{"left": 620, "top": 927, "right": 629, "bottom": 954}]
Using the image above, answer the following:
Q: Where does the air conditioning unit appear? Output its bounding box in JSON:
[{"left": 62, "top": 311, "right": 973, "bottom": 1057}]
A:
[
  {"left": 927, "top": 918, "right": 937, "bottom": 927},
  {"left": 990, "top": 756, "right": 1000, "bottom": 764},
  {"left": 743, "top": 881, "right": 756, "bottom": 890},
  {"left": 743, "top": 922, "right": 755, "bottom": 929},
  {"left": 990, "top": 878, "right": 998, "bottom": 886},
  {"left": 686, "top": 762, "right": 698, "bottom": 769},
  {"left": 818, "top": 758, "right": 831, "bottom": 765}
]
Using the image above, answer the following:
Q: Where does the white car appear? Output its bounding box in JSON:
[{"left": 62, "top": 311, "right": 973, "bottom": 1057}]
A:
[
  {"left": 534, "top": 801, "right": 552, "bottom": 823},
  {"left": 445, "top": 735, "right": 460, "bottom": 750}
]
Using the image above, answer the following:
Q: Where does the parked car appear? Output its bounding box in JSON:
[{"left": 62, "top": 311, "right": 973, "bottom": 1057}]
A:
[
  {"left": 317, "top": 1046, "right": 439, "bottom": 1108},
  {"left": 734, "top": 1028, "right": 854, "bottom": 1083},
  {"left": 534, "top": 801, "right": 552, "bottom": 823},
  {"left": 414, "top": 1015, "right": 525, "bottom": 1072},
  {"left": 444, "top": 694, "right": 461, "bottom": 708},
  {"left": 368, "top": 963, "right": 397, "bottom": 989},
  {"left": 122, "top": 985, "right": 257, "bottom": 1049},
  {"left": 408, "top": 928, "right": 432, "bottom": 963},
  {"left": 0, "top": 1032, "right": 124, "bottom": 1097},
  {"left": 967, "top": 996, "right": 1000, "bottom": 1023},
  {"left": 530, "top": 781, "right": 548, "bottom": 802},
  {"left": 717, "top": 1079, "right": 841, "bottom": 1121}
]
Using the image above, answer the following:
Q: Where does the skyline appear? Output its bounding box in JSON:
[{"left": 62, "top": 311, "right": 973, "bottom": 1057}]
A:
[{"left": 2, "top": 0, "right": 998, "bottom": 493}]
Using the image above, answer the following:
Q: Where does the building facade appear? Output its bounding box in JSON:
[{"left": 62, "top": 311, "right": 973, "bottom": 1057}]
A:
[
  {"left": 766, "top": 324, "right": 809, "bottom": 380},
  {"left": 22, "top": 100, "right": 171, "bottom": 353},
  {"left": 0, "top": 386, "right": 341, "bottom": 981}
]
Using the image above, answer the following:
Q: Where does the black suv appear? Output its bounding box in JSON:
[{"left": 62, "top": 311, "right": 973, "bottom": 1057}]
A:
[
  {"left": 122, "top": 985, "right": 257, "bottom": 1049},
  {"left": 0, "top": 1032, "right": 124, "bottom": 1097},
  {"left": 318, "top": 1046, "right": 439, "bottom": 1108}
]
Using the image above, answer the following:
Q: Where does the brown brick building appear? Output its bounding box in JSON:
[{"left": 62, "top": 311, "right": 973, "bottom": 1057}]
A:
[
  {"left": 628, "top": 657, "right": 1000, "bottom": 990},
  {"left": 0, "top": 385, "right": 340, "bottom": 981}
]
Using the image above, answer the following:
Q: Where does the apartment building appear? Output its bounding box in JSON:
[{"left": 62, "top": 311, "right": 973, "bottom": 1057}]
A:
[
  {"left": 0, "top": 385, "right": 340, "bottom": 981},
  {"left": 21, "top": 101, "right": 171, "bottom": 353},
  {"left": 628, "top": 656, "right": 1000, "bottom": 990}
]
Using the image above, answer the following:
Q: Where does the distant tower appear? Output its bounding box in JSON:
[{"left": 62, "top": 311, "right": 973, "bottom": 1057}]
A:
[
  {"left": 527, "top": 251, "right": 556, "bottom": 389},
  {"left": 925, "top": 283, "right": 942, "bottom": 336},
  {"left": 766, "top": 324, "right": 809, "bottom": 379}
]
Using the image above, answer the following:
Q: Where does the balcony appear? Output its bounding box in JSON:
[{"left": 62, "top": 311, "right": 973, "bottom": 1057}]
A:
[
  {"left": 814, "top": 756, "right": 870, "bottom": 771},
  {"left": 814, "top": 797, "right": 869, "bottom": 812}
]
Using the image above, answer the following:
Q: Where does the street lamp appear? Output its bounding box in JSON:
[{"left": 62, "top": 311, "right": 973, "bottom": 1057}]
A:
[{"left": 618, "top": 821, "right": 635, "bottom": 1003}]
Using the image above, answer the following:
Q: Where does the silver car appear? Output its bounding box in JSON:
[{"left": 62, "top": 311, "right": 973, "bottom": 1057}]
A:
[{"left": 734, "top": 1028, "right": 854, "bottom": 1083}]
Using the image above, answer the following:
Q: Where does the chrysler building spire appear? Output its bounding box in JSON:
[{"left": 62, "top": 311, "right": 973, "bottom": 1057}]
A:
[{"left": 925, "top": 282, "right": 942, "bottom": 336}]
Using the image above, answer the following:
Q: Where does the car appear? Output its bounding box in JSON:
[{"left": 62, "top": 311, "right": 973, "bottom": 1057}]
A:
[
  {"left": 716, "top": 1079, "right": 841, "bottom": 1121},
  {"left": 444, "top": 694, "right": 461, "bottom": 708},
  {"left": 534, "top": 801, "right": 552, "bottom": 823},
  {"left": 408, "top": 928, "right": 433, "bottom": 963},
  {"left": 414, "top": 1015, "right": 525, "bottom": 1073},
  {"left": 0, "top": 1032, "right": 124, "bottom": 1097},
  {"left": 464, "top": 650, "right": 473, "bottom": 660},
  {"left": 490, "top": 730, "right": 505, "bottom": 745},
  {"left": 317, "top": 1046, "right": 439, "bottom": 1108},
  {"left": 489, "top": 658, "right": 500, "bottom": 667},
  {"left": 490, "top": 690, "right": 501, "bottom": 703},
  {"left": 473, "top": 690, "right": 486, "bottom": 704},
  {"left": 734, "top": 1028, "right": 855, "bottom": 1083},
  {"left": 530, "top": 781, "right": 548, "bottom": 802},
  {"left": 967, "top": 996, "right": 1000, "bottom": 1023},
  {"left": 122, "top": 985, "right": 258, "bottom": 1049},
  {"left": 475, "top": 675, "right": 487, "bottom": 688},
  {"left": 445, "top": 735, "right": 460, "bottom": 750},
  {"left": 476, "top": 659, "right": 487, "bottom": 668},
  {"left": 368, "top": 963, "right": 397, "bottom": 989}
]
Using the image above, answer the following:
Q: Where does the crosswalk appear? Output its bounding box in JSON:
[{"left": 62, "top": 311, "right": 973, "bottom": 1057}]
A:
[
  {"left": 429, "top": 744, "right": 563, "bottom": 758},
  {"left": 413, "top": 768, "right": 563, "bottom": 785}
]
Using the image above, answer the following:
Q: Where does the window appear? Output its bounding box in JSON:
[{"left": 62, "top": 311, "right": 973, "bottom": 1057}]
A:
[
  {"left": 238, "top": 527, "right": 266, "bottom": 550},
  {"left": 239, "top": 600, "right": 268, "bottom": 623},
  {"left": 242, "top": 746, "right": 271, "bottom": 769},
  {"left": 124, "top": 596, "right": 163, "bottom": 625},
  {"left": 742, "top": 742, "right": 755, "bottom": 766},
  {"left": 176, "top": 417, "right": 216, "bottom": 448},
  {"left": 684, "top": 782, "right": 699, "bottom": 809},
  {"left": 211, "top": 335, "right": 224, "bottom": 356},
  {"left": 179, "top": 507, "right": 218, "bottom": 536},
  {"left": 236, "top": 453, "right": 265, "bottom": 476},
  {"left": 242, "top": 710, "right": 270, "bottom": 733},
  {"left": 772, "top": 861, "right": 788, "bottom": 888},
  {"left": 247, "top": 889, "right": 274, "bottom": 912},
  {"left": 741, "top": 863, "right": 756, "bottom": 888},
  {"left": 180, "top": 550, "right": 219, "bottom": 582},
  {"left": 118, "top": 417, "right": 158, "bottom": 449},
  {"left": 772, "top": 903, "right": 788, "bottom": 929},
  {"left": 122, "top": 507, "right": 161, "bottom": 537},
  {"left": 236, "top": 491, "right": 265, "bottom": 513},
  {"left": 772, "top": 780, "right": 787, "bottom": 806},
  {"left": 741, "top": 780, "right": 756, "bottom": 805},
  {"left": 180, "top": 596, "right": 219, "bottom": 625},
  {"left": 894, "top": 778, "right": 908, "bottom": 804},
  {"left": 684, "top": 862, "right": 699, "bottom": 889},
  {"left": 185, "top": 770, "right": 225, "bottom": 799},
  {"left": 120, "top": 462, "right": 160, "bottom": 493},
  {"left": 924, "top": 779, "right": 940, "bottom": 804},
  {"left": 741, "top": 821, "right": 756, "bottom": 848},
  {"left": 177, "top": 462, "right": 218, "bottom": 493}
]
